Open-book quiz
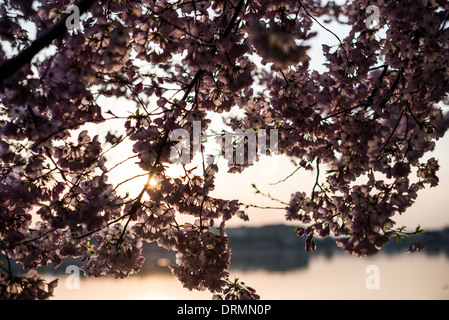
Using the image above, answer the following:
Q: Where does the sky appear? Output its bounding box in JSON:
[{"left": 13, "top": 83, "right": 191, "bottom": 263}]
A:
[
  {"left": 107, "top": 125, "right": 449, "bottom": 231},
  {"left": 209, "top": 135, "right": 449, "bottom": 231},
  {"left": 9, "top": 1, "right": 448, "bottom": 233},
  {"left": 209, "top": 17, "right": 449, "bottom": 231},
  {"left": 101, "top": 9, "right": 449, "bottom": 232}
]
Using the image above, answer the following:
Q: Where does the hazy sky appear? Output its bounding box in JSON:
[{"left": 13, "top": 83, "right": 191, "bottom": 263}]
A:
[
  {"left": 106, "top": 111, "right": 449, "bottom": 232},
  {"left": 102, "top": 11, "right": 449, "bottom": 232},
  {"left": 208, "top": 16, "right": 449, "bottom": 231},
  {"left": 209, "top": 134, "right": 449, "bottom": 231}
]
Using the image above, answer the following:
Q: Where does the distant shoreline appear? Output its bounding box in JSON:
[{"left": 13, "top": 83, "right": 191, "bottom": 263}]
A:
[{"left": 3, "top": 224, "right": 449, "bottom": 275}]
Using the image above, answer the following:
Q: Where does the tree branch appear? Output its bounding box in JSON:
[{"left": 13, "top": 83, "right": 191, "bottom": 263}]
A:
[
  {"left": 115, "top": 0, "right": 247, "bottom": 240},
  {"left": 0, "top": 0, "right": 95, "bottom": 83},
  {"left": 269, "top": 166, "right": 301, "bottom": 185}
]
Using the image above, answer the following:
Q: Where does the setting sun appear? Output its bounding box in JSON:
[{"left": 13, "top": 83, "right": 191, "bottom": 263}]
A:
[{"left": 148, "top": 178, "right": 158, "bottom": 188}]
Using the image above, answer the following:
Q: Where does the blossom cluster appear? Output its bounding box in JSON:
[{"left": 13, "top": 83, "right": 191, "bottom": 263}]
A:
[
  {"left": 0, "top": 0, "right": 448, "bottom": 299},
  {"left": 170, "top": 221, "right": 231, "bottom": 293},
  {"left": 82, "top": 225, "right": 145, "bottom": 279},
  {"left": 213, "top": 276, "right": 260, "bottom": 300},
  {"left": 0, "top": 269, "right": 58, "bottom": 300}
]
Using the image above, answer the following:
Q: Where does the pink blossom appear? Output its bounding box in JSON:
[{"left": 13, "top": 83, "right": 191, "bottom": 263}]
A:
[{"left": 0, "top": 0, "right": 448, "bottom": 300}]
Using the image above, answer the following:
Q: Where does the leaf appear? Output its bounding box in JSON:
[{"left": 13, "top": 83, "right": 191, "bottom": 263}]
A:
[
  {"left": 396, "top": 234, "right": 404, "bottom": 244},
  {"left": 415, "top": 225, "right": 424, "bottom": 234}
]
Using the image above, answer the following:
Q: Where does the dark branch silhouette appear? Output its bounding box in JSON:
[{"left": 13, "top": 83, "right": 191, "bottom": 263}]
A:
[{"left": 0, "top": 0, "right": 94, "bottom": 83}]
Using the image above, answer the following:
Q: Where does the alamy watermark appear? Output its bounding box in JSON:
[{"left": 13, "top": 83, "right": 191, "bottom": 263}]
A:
[
  {"left": 169, "top": 121, "right": 279, "bottom": 174},
  {"left": 64, "top": 5, "right": 81, "bottom": 30},
  {"left": 65, "top": 265, "right": 81, "bottom": 289},
  {"left": 365, "top": 265, "right": 380, "bottom": 290},
  {"left": 366, "top": 5, "right": 381, "bottom": 30}
]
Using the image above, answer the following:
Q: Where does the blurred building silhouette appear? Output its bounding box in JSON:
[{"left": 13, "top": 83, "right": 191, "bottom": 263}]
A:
[{"left": 3, "top": 225, "right": 449, "bottom": 275}]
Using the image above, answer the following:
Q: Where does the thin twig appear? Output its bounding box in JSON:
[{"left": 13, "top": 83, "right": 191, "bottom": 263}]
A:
[
  {"left": 380, "top": 109, "right": 404, "bottom": 153},
  {"left": 298, "top": 0, "right": 342, "bottom": 46},
  {"left": 312, "top": 158, "right": 320, "bottom": 200},
  {"left": 240, "top": 203, "right": 285, "bottom": 210},
  {"left": 251, "top": 184, "right": 289, "bottom": 205},
  {"left": 269, "top": 166, "right": 301, "bottom": 185}
]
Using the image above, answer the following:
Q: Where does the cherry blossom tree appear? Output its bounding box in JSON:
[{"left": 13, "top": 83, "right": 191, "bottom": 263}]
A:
[{"left": 1, "top": 0, "right": 449, "bottom": 300}]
